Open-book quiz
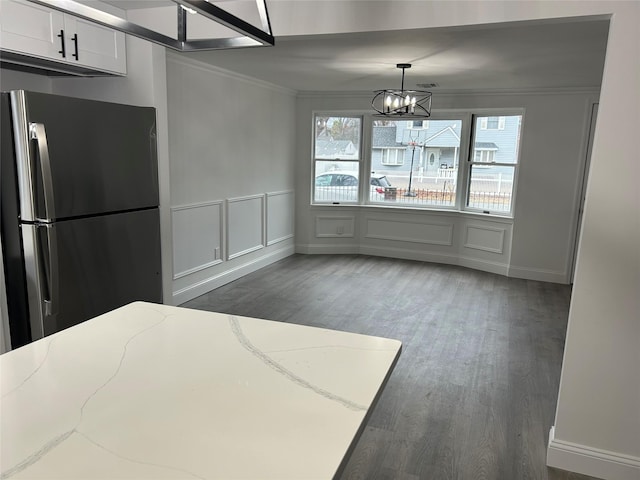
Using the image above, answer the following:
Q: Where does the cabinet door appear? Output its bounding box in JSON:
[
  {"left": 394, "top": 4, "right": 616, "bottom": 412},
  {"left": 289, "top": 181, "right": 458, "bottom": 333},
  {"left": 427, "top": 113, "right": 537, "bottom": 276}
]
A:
[
  {"left": 0, "top": 0, "right": 65, "bottom": 62},
  {"left": 63, "top": 15, "right": 126, "bottom": 75}
]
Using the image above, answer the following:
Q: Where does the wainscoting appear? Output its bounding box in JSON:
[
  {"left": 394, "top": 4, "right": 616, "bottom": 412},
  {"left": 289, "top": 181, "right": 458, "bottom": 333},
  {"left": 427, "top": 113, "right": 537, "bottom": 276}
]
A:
[
  {"left": 298, "top": 208, "right": 529, "bottom": 280},
  {"left": 171, "top": 190, "right": 295, "bottom": 304}
]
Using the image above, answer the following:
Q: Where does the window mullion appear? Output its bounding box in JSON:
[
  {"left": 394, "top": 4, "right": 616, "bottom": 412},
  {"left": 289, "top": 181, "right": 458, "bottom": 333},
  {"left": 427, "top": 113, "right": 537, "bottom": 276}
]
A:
[
  {"left": 361, "top": 114, "right": 372, "bottom": 204},
  {"left": 456, "top": 112, "right": 473, "bottom": 210}
]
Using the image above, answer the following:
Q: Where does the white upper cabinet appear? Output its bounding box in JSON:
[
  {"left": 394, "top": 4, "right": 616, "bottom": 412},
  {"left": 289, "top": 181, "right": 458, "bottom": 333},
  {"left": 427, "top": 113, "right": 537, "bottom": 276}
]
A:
[
  {"left": 0, "top": 1, "right": 66, "bottom": 60},
  {"left": 0, "top": 0, "right": 126, "bottom": 76},
  {"left": 62, "top": 15, "right": 126, "bottom": 74}
]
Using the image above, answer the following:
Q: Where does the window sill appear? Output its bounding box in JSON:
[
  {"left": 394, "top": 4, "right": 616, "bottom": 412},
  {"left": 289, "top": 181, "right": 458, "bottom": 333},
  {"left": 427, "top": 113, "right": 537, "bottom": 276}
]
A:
[{"left": 310, "top": 202, "right": 514, "bottom": 222}]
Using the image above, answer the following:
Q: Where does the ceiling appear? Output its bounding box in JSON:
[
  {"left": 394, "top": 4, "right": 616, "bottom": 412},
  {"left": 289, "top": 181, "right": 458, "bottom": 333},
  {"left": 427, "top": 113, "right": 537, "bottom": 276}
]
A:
[
  {"left": 178, "top": 18, "right": 609, "bottom": 93},
  {"left": 101, "top": 0, "right": 609, "bottom": 93}
]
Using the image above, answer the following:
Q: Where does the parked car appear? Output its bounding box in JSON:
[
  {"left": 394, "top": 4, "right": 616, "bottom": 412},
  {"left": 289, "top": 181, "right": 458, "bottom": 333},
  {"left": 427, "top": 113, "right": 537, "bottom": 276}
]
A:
[{"left": 314, "top": 171, "right": 392, "bottom": 202}]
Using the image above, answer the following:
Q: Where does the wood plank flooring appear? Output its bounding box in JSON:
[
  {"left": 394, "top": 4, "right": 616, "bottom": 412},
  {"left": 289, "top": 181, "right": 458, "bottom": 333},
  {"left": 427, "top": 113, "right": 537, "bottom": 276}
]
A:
[{"left": 181, "top": 254, "right": 601, "bottom": 480}]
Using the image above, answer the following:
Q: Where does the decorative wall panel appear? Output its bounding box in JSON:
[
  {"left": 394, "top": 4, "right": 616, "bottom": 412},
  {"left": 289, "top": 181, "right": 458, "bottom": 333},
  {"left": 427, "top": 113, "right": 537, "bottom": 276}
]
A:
[
  {"left": 315, "top": 215, "right": 355, "bottom": 238},
  {"left": 365, "top": 218, "right": 454, "bottom": 246},
  {"left": 464, "top": 224, "right": 505, "bottom": 253},
  {"left": 171, "top": 201, "right": 223, "bottom": 279},
  {"left": 266, "top": 190, "right": 294, "bottom": 246},
  {"left": 227, "top": 194, "right": 265, "bottom": 260}
]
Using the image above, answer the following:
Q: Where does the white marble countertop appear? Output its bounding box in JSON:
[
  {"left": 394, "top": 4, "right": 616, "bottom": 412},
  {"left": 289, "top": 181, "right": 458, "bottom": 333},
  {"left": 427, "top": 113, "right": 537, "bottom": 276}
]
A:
[{"left": 1, "top": 302, "right": 401, "bottom": 479}]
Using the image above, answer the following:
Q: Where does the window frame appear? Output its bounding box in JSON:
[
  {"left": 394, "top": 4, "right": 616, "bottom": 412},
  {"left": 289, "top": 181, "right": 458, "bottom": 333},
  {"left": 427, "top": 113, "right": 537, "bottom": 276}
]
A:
[
  {"left": 380, "top": 147, "right": 405, "bottom": 166},
  {"left": 465, "top": 110, "right": 524, "bottom": 216},
  {"left": 310, "top": 109, "right": 523, "bottom": 218},
  {"left": 369, "top": 112, "right": 471, "bottom": 210},
  {"left": 408, "top": 120, "right": 429, "bottom": 129},
  {"left": 312, "top": 113, "right": 364, "bottom": 204},
  {"left": 480, "top": 115, "right": 506, "bottom": 130},
  {"left": 474, "top": 149, "right": 497, "bottom": 163}
]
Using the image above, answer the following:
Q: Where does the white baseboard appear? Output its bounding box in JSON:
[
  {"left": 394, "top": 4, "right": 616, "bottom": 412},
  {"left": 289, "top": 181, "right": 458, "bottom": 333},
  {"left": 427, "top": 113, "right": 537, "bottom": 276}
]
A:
[
  {"left": 172, "top": 245, "right": 295, "bottom": 305},
  {"left": 458, "top": 255, "right": 509, "bottom": 277},
  {"left": 295, "top": 243, "right": 360, "bottom": 255},
  {"left": 359, "top": 244, "right": 459, "bottom": 265},
  {"left": 295, "top": 243, "right": 510, "bottom": 278},
  {"left": 547, "top": 426, "right": 640, "bottom": 480},
  {"left": 508, "top": 265, "right": 568, "bottom": 284}
]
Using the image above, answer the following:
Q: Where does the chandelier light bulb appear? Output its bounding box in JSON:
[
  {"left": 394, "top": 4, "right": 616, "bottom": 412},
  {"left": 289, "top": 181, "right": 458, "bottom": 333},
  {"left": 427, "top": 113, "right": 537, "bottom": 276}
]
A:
[
  {"left": 393, "top": 97, "right": 400, "bottom": 109},
  {"left": 180, "top": 4, "right": 197, "bottom": 14}
]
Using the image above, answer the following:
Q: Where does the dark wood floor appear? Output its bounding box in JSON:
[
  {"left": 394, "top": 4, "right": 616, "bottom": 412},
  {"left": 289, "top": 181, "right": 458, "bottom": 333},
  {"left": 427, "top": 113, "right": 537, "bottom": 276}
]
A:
[{"left": 181, "top": 254, "right": 601, "bottom": 480}]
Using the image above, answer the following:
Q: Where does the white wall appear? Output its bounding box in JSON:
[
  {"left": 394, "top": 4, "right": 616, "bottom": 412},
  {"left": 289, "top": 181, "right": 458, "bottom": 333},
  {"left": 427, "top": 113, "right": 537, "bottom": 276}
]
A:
[
  {"left": 295, "top": 89, "right": 597, "bottom": 284},
  {"left": 547, "top": 6, "right": 640, "bottom": 480},
  {"left": 165, "top": 53, "right": 297, "bottom": 304},
  {"left": 0, "top": 69, "right": 52, "bottom": 92}
]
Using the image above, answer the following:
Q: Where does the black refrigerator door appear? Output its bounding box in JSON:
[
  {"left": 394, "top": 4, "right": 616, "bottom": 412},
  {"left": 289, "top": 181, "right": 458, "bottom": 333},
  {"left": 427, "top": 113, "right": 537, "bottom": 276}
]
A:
[
  {"left": 38, "top": 208, "right": 162, "bottom": 337},
  {"left": 14, "top": 90, "right": 158, "bottom": 221}
]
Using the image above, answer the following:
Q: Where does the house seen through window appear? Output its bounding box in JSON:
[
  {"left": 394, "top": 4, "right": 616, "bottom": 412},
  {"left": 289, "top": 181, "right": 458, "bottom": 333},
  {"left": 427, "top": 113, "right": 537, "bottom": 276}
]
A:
[{"left": 370, "top": 119, "right": 462, "bottom": 207}]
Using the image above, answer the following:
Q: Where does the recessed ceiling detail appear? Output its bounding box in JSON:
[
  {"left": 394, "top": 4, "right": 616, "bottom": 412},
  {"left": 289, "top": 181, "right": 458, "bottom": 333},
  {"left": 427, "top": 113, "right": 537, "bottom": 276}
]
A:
[{"left": 177, "top": 19, "right": 609, "bottom": 93}]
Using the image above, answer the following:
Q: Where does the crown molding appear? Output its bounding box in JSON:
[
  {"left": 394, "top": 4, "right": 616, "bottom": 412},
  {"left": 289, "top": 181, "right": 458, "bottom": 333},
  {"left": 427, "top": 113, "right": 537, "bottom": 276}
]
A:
[
  {"left": 166, "top": 52, "right": 297, "bottom": 97},
  {"left": 297, "top": 86, "right": 601, "bottom": 99}
]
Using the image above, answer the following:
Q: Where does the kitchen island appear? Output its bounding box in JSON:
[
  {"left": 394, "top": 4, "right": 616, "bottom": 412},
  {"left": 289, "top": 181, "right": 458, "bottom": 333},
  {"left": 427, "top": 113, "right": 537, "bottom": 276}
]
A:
[{"left": 0, "top": 302, "right": 401, "bottom": 479}]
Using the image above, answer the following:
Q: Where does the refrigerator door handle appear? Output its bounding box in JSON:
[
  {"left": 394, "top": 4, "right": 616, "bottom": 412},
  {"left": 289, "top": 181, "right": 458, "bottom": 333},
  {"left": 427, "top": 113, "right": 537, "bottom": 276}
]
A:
[
  {"left": 21, "top": 223, "right": 59, "bottom": 340},
  {"left": 29, "top": 123, "right": 56, "bottom": 222},
  {"left": 41, "top": 224, "right": 59, "bottom": 317}
]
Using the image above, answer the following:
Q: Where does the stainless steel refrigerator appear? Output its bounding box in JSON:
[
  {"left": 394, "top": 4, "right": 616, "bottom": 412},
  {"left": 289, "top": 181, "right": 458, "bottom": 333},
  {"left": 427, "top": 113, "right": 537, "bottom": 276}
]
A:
[{"left": 1, "top": 90, "right": 162, "bottom": 349}]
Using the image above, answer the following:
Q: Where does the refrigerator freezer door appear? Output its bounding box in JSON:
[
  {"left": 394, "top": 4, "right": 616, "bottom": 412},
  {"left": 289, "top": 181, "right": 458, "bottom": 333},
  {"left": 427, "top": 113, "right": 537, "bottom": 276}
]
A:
[
  {"left": 14, "top": 90, "right": 159, "bottom": 221},
  {"left": 36, "top": 208, "right": 162, "bottom": 337}
]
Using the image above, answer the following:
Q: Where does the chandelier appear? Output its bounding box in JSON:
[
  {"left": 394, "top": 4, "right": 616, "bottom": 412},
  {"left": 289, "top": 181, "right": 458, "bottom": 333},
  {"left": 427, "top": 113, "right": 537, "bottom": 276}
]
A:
[{"left": 372, "top": 64, "right": 432, "bottom": 119}]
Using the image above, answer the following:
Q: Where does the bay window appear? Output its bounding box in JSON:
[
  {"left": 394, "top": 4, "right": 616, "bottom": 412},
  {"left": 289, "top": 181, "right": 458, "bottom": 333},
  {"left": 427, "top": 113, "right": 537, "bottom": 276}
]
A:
[{"left": 312, "top": 111, "right": 523, "bottom": 216}]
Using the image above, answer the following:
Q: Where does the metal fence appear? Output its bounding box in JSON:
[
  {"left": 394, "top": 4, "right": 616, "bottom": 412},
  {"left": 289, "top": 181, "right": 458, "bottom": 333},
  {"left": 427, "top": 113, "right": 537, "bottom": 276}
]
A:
[
  {"left": 315, "top": 183, "right": 513, "bottom": 212},
  {"left": 378, "top": 187, "right": 511, "bottom": 210}
]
